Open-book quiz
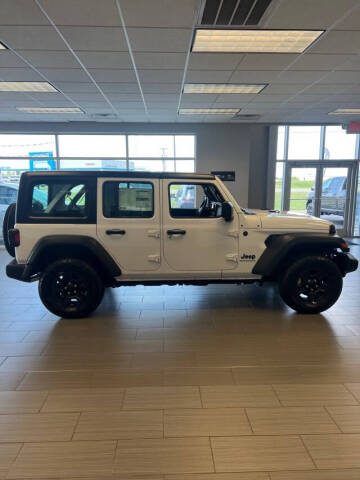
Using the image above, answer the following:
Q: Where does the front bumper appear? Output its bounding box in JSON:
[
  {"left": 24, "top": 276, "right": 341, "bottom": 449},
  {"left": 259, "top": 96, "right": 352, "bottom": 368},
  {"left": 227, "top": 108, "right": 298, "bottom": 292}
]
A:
[
  {"left": 336, "top": 252, "right": 358, "bottom": 274},
  {"left": 6, "top": 259, "right": 38, "bottom": 282}
]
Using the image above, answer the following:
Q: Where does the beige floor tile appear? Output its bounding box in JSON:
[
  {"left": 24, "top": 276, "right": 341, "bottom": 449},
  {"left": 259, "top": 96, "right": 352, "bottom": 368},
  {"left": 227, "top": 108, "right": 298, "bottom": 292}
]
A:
[
  {"left": 0, "top": 444, "right": 22, "bottom": 478},
  {"left": 0, "top": 413, "right": 78, "bottom": 442},
  {"left": 211, "top": 436, "right": 314, "bottom": 472},
  {"left": 326, "top": 405, "right": 360, "bottom": 433},
  {"left": 43, "top": 339, "right": 163, "bottom": 355},
  {"left": 0, "top": 391, "right": 47, "bottom": 413},
  {"left": 302, "top": 433, "right": 360, "bottom": 468},
  {"left": 270, "top": 469, "right": 360, "bottom": 479},
  {"left": 166, "top": 474, "right": 270, "bottom": 480},
  {"left": 92, "top": 369, "right": 164, "bottom": 388},
  {"left": 247, "top": 407, "right": 339, "bottom": 435},
  {"left": 8, "top": 440, "right": 116, "bottom": 479},
  {"left": 18, "top": 371, "right": 93, "bottom": 390},
  {"left": 74, "top": 410, "right": 163, "bottom": 440},
  {"left": 0, "top": 342, "right": 45, "bottom": 356},
  {"left": 164, "top": 407, "right": 251, "bottom": 437},
  {"left": 200, "top": 385, "right": 280, "bottom": 408},
  {"left": 273, "top": 384, "right": 358, "bottom": 406},
  {"left": 0, "top": 372, "right": 24, "bottom": 391},
  {"left": 41, "top": 388, "right": 124, "bottom": 412},
  {"left": 196, "top": 352, "right": 259, "bottom": 367},
  {"left": 132, "top": 352, "right": 197, "bottom": 369},
  {"left": 346, "top": 383, "right": 360, "bottom": 402},
  {"left": 164, "top": 368, "right": 234, "bottom": 386},
  {"left": 115, "top": 437, "right": 214, "bottom": 474},
  {"left": 123, "top": 386, "right": 201, "bottom": 410},
  {"left": 233, "top": 365, "right": 360, "bottom": 384}
]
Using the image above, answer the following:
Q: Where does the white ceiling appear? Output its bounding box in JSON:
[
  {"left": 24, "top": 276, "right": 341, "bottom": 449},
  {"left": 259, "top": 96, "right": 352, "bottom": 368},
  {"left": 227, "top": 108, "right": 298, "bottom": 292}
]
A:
[{"left": 0, "top": 0, "right": 360, "bottom": 123}]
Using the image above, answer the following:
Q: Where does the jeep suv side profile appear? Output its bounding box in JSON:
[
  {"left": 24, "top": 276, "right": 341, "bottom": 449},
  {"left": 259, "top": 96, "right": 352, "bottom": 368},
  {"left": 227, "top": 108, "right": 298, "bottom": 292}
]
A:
[{"left": 4, "top": 171, "right": 358, "bottom": 318}]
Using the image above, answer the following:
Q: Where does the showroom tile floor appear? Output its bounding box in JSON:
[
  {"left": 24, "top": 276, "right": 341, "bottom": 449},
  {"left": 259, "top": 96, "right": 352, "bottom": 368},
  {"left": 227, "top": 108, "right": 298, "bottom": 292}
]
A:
[{"left": 0, "top": 246, "right": 359, "bottom": 479}]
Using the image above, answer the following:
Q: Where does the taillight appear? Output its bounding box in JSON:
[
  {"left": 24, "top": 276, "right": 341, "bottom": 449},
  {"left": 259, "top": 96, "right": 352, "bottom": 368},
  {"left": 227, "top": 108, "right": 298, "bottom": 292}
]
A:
[{"left": 8, "top": 229, "right": 20, "bottom": 247}]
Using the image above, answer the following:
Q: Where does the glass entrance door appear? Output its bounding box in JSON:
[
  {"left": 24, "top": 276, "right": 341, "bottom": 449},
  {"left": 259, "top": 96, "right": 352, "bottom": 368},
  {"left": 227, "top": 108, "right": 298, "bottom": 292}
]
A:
[
  {"left": 284, "top": 164, "right": 354, "bottom": 236},
  {"left": 319, "top": 167, "right": 350, "bottom": 234}
]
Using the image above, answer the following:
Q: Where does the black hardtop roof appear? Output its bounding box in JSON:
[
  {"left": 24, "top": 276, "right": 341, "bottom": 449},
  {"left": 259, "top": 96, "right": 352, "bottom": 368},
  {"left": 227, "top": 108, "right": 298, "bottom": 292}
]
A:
[{"left": 21, "top": 171, "right": 215, "bottom": 180}]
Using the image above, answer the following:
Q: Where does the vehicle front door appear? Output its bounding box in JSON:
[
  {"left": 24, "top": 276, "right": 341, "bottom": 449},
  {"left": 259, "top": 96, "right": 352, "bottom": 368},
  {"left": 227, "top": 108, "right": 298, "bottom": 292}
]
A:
[
  {"left": 162, "top": 180, "right": 239, "bottom": 276},
  {"left": 96, "top": 178, "right": 161, "bottom": 274}
]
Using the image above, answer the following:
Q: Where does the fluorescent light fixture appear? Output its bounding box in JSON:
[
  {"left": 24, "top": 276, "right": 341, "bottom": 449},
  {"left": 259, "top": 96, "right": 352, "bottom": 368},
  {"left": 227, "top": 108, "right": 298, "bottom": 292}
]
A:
[
  {"left": 0, "top": 82, "right": 58, "bottom": 92},
  {"left": 16, "top": 107, "right": 84, "bottom": 114},
  {"left": 184, "top": 83, "right": 266, "bottom": 94},
  {"left": 329, "top": 108, "right": 360, "bottom": 115},
  {"left": 179, "top": 108, "right": 239, "bottom": 115},
  {"left": 0, "top": 41, "right": 6, "bottom": 50},
  {"left": 192, "top": 29, "right": 324, "bottom": 53}
]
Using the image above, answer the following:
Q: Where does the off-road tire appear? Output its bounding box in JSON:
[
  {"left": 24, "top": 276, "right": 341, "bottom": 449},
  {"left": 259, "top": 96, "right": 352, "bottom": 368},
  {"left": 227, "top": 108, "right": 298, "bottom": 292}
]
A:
[
  {"left": 279, "top": 255, "right": 343, "bottom": 314},
  {"left": 2, "top": 202, "right": 16, "bottom": 257},
  {"left": 39, "top": 258, "right": 104, "bottom": 318}
]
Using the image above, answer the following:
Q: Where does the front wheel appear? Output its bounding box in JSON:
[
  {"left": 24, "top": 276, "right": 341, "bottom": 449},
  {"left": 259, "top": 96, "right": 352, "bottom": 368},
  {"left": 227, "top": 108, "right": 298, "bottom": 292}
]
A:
[
  {"left": 39, "top": 258, "right": 104, "bottom": 318},
  {"left": 279, "top": 255, "right": 343, "bottom": 314}
]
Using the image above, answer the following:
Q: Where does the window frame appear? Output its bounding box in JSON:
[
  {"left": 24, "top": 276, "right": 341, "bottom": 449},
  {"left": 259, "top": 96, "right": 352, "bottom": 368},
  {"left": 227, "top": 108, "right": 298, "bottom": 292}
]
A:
[
  {"left": 102, "top": 180, "right": 155, "bottom": 219},
  {"left": 168, "top": 181, "right": 224, "bottom": 219}
]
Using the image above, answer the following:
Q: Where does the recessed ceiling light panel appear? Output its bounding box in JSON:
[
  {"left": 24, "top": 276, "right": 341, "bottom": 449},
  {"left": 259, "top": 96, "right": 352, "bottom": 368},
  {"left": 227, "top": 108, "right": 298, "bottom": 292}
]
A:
[
  {"left": 184, "top": 83, "right": 266, "bottom": 94},
  {"left": 329, "top": 108, "right": 360, "bottom": 115},
  {"left": 0, "top": 82, "right": 58, "bottom": 92},
  {"left": 192, "top": 29, "right": 324, "bottom": 53},
  {"left": 0, "top": 41, "right": 7, "bottom": 50},
  {"left": 179, "top": 108, "right": 239, "bottom": 115},
  {"left": 16, "top": 107, "right": 84, "bottom": 114}
]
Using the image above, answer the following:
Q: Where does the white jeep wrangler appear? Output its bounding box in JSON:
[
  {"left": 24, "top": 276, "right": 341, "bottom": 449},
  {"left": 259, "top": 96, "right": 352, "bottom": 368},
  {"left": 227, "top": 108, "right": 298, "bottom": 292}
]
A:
[{"left": 4, "top": 171, "right": 358, "bottom": 318}]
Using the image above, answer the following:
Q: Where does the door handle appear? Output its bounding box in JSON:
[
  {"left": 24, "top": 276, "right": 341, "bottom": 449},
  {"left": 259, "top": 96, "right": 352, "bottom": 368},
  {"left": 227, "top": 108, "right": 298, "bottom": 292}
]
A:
[
  {"left": 106, "top": 229, "right": 126, "bottom": 235},
  {"left": 167, "top": 229, "right": 186, "bottom": 236}
]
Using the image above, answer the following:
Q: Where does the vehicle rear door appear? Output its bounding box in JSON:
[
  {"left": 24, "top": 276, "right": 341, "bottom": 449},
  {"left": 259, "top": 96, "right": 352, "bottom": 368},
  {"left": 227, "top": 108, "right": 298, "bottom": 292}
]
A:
[{"left": 96, "top": 177, "right": 161, "bottom": 274}]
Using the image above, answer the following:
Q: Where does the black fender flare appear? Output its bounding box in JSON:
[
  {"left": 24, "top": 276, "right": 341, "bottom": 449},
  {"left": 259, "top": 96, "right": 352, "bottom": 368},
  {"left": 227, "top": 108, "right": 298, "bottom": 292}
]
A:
[
  {"left": 252, "top": 233, "right": 349, "bottom": 276},
  {"left": 28, "top": 235, "right": 121, "bottom": 278}
]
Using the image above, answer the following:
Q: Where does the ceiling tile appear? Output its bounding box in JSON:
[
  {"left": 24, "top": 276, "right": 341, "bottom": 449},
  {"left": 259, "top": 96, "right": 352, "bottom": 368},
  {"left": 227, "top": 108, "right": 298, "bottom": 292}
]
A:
[
  {"left": 238, "top": 54, "right": 298, "bottom": 71},
  {"left": 120, "top": 0, "right": 197, "bottom": 27},
  {"left": 144, "top": 94, "right": 180, "bottom": 102},
  {"left": 106, "top": 93, "right": 143, "bottom": 102},
  {"left": 0, "top": 67, "right": 43, "bottom": 81},
  {"left": 213, "top": 94, "right": 256, "bottom": 103},
  {"left": 142, "top": 83, "right": 181, "bottom": 93},
  {"left": 40, "top": 0, "right": 121, "bottom": 26},
  {"left": 98, "top": 83, "right": 140, "bottom": 93},
  {"left": 0, "top": 26, "right": 66, "bottom": 50},
  {"left": 39, "top": 68, "right": 90, "bottom": 82},
  {"left": 127, "top": 28, "right": 191, "bottom": 52},
  {"left": 0, "top": 51, "right": 28, "bottom": 68},
  {"left": 59, "top": 27, "right": 128, "bottom": 51},
  {"left": 230, "top": 70, "right": 278, "bottom": 83},
  {"left": 267, "top": 0, "right": 358, "bottom": 29},
  {"left": 0, "top": 0, "right": 48, "bottom": 25},
  {"left": 321, "top": 70, "right": 360, "bottom": 83},
  {"left": 186, "top": 70, "right": 233, "bottom": 83},
  {"left": 77, "top": 52, "right": 132, "bottom": 69},
  {"left": 273, "top": 70, "right": 328, "bottom": 83},
  {"left": 134, "top": 52, "right": 186, "bottom": 69},
  {"left": 290, "top": 53, "right": 353, "bottom": 71},
  {"left": 188, "top": 53, "right": 243, "bottom": 70},
  {"left": 311, "top": 30, "right": 360, "bottom": 54},
  {"left": 17, "top": 50, "right": 79, "bottom": 68},
  {"left": 263, "top": 84, "right": 308, "bottom": 94},
  {"left": 52, "top": 82, "right": 99, "bottom": 93},
  {"left": 89, "top": 69, "right": 136, "bottom": 82},
  {"left": 138, "top": 69, "right": 183, "bottom": 83}
]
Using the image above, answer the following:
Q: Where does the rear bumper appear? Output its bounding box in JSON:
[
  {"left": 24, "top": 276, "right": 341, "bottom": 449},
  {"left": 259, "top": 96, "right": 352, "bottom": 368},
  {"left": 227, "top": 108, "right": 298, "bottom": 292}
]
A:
[
  {"left": 337, "top": 252, "right": 358, "bottom": 275},
  {"left": 6, "top": 259, "right": 38, "bottom": 282}
]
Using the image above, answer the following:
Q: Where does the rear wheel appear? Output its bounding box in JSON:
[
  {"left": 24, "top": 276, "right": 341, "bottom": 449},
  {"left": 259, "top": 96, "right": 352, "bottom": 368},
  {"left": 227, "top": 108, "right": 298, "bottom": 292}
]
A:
[
  {"left": 2, "top": 202, "right": 16, "bottom": 257},
  {"left": 279, "top": 255, "right": 342, "bottom": 314},
  {"left": 39, "top": 258, "right": 104, "bottom": 318}
]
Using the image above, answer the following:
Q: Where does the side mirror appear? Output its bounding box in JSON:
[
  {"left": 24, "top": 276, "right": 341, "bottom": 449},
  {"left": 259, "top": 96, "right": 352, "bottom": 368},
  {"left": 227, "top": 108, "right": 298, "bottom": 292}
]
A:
[{"left": 221, "top": 201, "right": 233, "bottom": 222}]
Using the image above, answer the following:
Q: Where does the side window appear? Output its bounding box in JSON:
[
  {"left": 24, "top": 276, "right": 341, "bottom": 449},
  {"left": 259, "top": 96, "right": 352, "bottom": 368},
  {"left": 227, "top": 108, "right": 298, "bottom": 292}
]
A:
[
  {"left": 103, "top": 181, "right": 154, "bottom": 218},
  {"left": 30, "top": 182, "right": 88, "bottom": 217},
  {"left": 169, "top": 183, "right": 224, "bottom": 218}
]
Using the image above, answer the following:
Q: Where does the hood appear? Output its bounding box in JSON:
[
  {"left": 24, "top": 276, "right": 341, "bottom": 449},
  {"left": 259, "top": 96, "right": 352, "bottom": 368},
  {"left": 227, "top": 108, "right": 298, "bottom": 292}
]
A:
[{"left": 248, "top": 209, "right": 331, "bottom": 231}]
